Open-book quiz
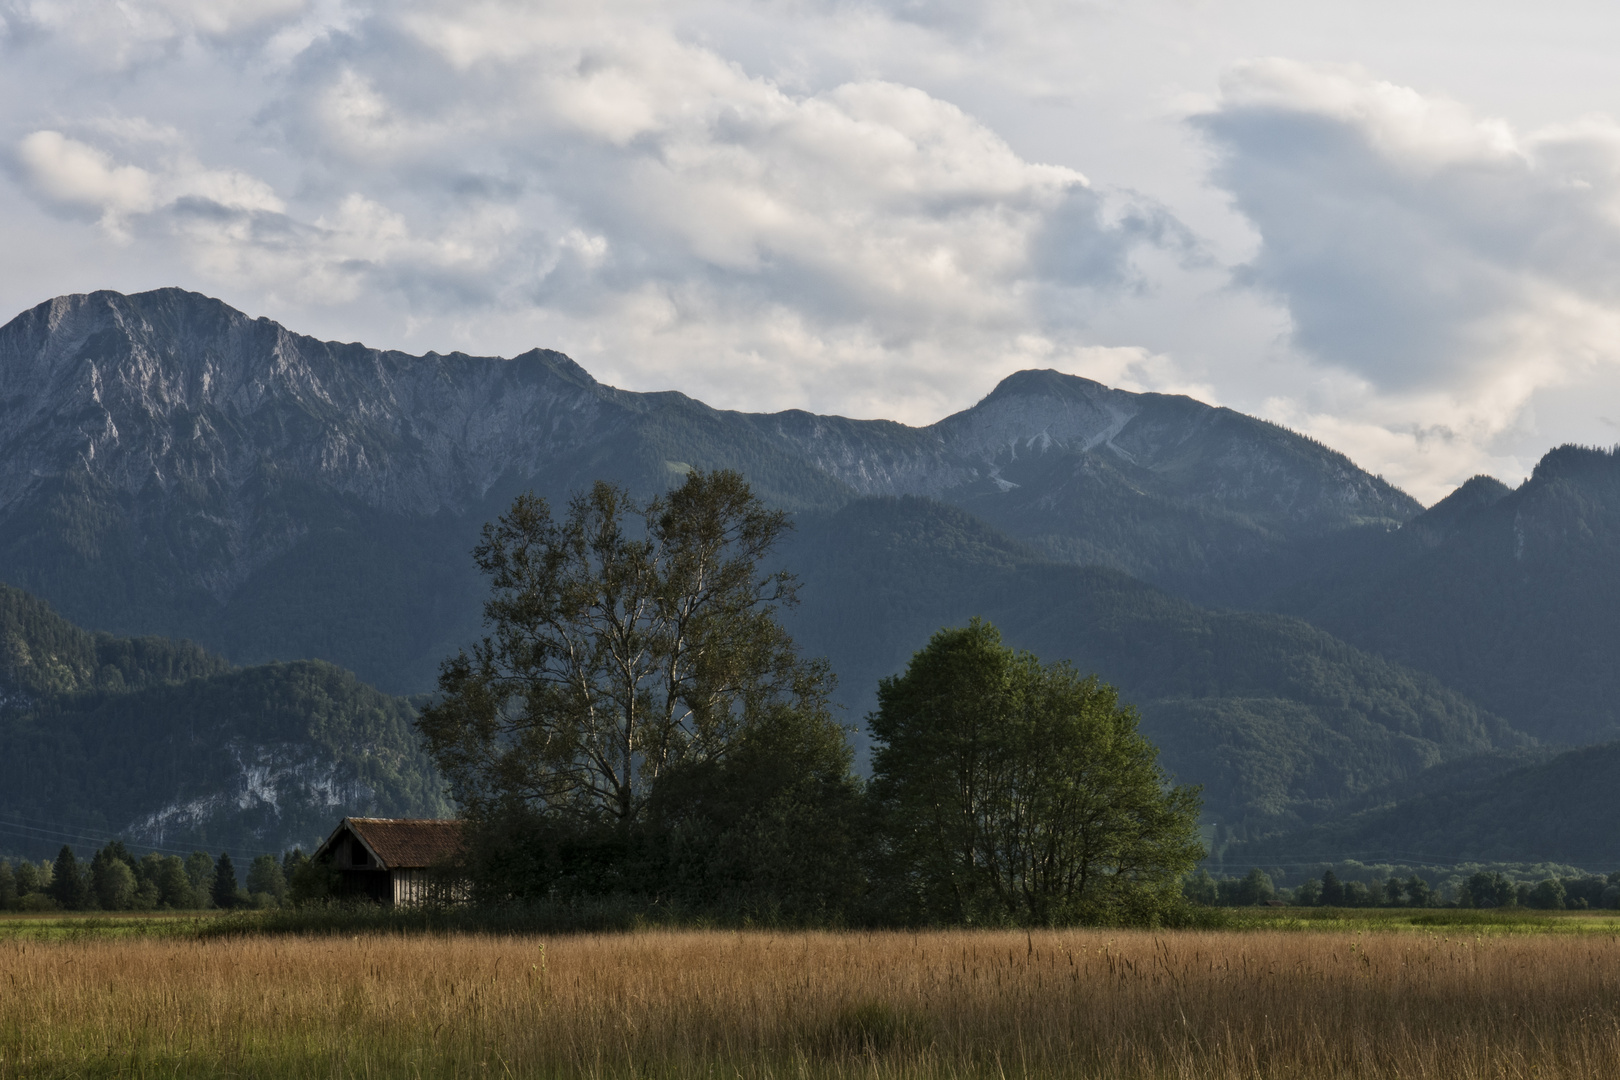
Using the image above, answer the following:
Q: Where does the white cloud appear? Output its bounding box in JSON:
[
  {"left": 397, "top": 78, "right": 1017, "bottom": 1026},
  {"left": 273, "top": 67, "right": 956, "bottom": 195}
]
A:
[
  {"left": 8, "top": 0, "right": 1620, "bottom": 503},
  {"left": 14, "top": 128, "right": 285, "bottom": 237},
  {"left": 1194, "top": 59, "right": 1620, "bottom": 498},
  {"left": 0, "top": 1, "right": 1182, "bottom": 423},
  {"left": 16, "top": 130, "right": 158, "bottom": 222}
]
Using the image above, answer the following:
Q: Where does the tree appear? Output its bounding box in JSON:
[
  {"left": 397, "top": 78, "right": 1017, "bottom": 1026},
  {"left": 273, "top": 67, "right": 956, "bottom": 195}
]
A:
[
  {"left": 0, "top": 860, "right": 14, "bottom": 910},
  {"left": 1464, "top": 870, "right": 1515, "bottom": 909},
  {"left": 418, "top": 471, "right": 836, "bottom": 897},
  {"left": 90, "top": 847, "right": 136, "bottom": 911},
  {"left": 1183, "top": 869, "right": 1218, "bottom": 906},
  {"left": 1294, "top": 876, "right": 1323, "bottom": 906},
  {"left": 641, "top": 699, "right": 864, "bottom": 921},
  {"left": 211, "top": 853, "right": 240, "bottom": 910},
  {"left": 1384, "top": 877, "right": 1406, "bottom": 906},
  {"left": 247, "top": 854, "right": 287, "bottom": 904},
  {"left": 1320, "top": 871, "right": 1345, "bottom": 907},
  {"left": 1527, "top": 877, "right": 1567, "bottom": 910},
  {"left": 13, "top": 860, "right": 42, "bottom": 900},
  {"left": 185, "top": 852, "right": 215, "bottom": 908},
  {"left": 146, "top": 856, "right": 194, "bottom": 909},
  {"left": 1405, "top": 875, "right": 1432, "bottom": 908},
  {"left": 1233, "top": 868, "right": 1275, "bottom": 906},
  {"left": 868, "top": 620, "right": 1204, "bottom": 926},
  {"left": 49, "top": 846, "right": 87, "bottom": 910}
]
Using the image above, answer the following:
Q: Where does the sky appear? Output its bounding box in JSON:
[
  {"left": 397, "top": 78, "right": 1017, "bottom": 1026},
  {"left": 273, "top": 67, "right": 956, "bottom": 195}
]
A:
[{"left": 5, "top": 1, "right": 1620, "bottom": 502}]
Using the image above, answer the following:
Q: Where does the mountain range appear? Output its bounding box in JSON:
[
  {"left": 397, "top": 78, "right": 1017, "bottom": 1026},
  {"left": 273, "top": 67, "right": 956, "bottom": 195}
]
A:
[{"left": 3, "top": 287, "right": 1618, "bottom": 871}]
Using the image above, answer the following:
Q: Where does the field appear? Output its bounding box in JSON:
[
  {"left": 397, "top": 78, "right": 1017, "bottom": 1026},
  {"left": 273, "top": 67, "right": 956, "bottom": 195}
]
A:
[{"left": 4, "top": 919, "right": 1620, "bottom": 1078}]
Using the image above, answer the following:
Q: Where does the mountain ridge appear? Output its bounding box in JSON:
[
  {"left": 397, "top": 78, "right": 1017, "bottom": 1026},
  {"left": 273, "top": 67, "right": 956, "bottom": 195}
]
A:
[{"left": 0, "top": 286, "right": 1422, "bottom": 693}]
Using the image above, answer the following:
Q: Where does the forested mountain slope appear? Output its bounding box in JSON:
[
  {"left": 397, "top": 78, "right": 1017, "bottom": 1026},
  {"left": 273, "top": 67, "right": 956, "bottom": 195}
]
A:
[
  {"left": 1229, "top": 739, "right": 1620, "bottom": 870},
  {"left": 1272, "top": 446, "right": 1620, "bottom": 745},
  {"left": 0, "top": 586, "right": 446, "bottom": 860},
  {"left": 0, "top": 288, "right": 1415, "bottom": 692},
  {"left": 782, "top": 497, "right": 1528, "bottom": 839}
]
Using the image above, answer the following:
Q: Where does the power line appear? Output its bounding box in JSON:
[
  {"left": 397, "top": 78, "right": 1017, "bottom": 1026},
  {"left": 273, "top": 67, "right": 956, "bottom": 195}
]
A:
[{"left": 0, "top": 814, "right": 291, "bottom": 859}]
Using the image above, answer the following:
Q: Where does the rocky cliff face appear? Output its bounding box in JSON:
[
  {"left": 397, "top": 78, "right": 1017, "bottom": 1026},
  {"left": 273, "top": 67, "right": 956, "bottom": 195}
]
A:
[
  {"left": 0, "top": 289, "right": 617, "bottom": 518},
  {"left": 0, "top": 287, "right": 1420, "bottom": 689}
]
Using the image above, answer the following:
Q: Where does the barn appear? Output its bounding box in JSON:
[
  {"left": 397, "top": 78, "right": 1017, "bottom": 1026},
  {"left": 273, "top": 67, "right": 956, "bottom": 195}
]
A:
[{"left": 313, "top": 817, "right": 466, "bottom": 906}]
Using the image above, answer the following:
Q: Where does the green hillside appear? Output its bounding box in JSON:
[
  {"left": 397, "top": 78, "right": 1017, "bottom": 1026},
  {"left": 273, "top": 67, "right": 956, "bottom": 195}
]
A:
[
  {"left": 0, "top": 582, "right": 228, "bottom": 699},
  {"left": 0, "top": 587, "right": 448, "bottom": 860},
  {"left": 1229, "top": 740, "right": 1620, "bottom": 870},
  {"left": 1274, "top": 445, "right": 1620, "bottom": 745},
  {"left": 782, "top": 496, "right": 1527, "bottom": 837}
]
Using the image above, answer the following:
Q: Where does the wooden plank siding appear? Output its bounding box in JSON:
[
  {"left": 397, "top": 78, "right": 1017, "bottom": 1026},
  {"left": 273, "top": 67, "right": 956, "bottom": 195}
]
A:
[{"left": 313, "top": 818, "right": 467, "bottom": 907}]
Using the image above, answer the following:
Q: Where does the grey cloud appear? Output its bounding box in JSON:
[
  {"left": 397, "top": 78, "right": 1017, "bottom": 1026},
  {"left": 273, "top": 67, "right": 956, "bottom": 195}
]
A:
[{"left": 1193, "top": 64, "right": 1620, "bottom": 394}]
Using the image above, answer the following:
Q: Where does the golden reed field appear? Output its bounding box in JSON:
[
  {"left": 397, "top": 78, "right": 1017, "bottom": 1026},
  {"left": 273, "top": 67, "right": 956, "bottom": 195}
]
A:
[{"left": 4, "top": 927, "right": 1620, "bottom": 1079}]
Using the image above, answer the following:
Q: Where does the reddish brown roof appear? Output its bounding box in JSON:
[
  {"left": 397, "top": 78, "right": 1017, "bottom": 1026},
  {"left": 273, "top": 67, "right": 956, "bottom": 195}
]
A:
[{"left": 334, "top": 818, "right": 465, "bottom": 870}]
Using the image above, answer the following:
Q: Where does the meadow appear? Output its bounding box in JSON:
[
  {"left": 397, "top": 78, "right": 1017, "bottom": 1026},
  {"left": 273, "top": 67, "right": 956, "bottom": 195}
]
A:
[{"left": 5, "top": 919, "right": 1620, "bottom": 1079}]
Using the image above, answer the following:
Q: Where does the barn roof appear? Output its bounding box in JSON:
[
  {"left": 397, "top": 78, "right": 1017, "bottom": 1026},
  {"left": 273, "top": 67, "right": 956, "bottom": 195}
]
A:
[{"left": 316, "top": 817, "right": 465, "bottom": 870}]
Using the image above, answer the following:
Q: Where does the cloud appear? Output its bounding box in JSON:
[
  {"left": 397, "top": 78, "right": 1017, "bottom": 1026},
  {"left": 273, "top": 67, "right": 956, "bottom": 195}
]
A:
[
  {"left": 0, "top": 1, "right": 1189, "bottom": 423},
  {"left": 1193, "top": 59, "right": 1620, "bottom": 497},
  {"left": 1196, "top": 63, "right": 1620, "bottom": 392},
  {"left": 13, "top": 128, "right": 285, "bottom": 243},
  {"left": 22, "top": 1, "right": 1616, "bottom": 503},
  {"left": 16, "top": 130, "right": 157, "bottom": 221}
]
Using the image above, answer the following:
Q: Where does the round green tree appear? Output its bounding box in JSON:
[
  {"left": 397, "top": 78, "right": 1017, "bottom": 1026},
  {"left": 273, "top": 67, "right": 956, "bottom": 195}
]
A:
[{"left": 868, "top": 620, "right": 1203, "bottom": 926}]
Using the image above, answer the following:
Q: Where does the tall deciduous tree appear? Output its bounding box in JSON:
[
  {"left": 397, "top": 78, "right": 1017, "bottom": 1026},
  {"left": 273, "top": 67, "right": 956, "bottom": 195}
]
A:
[
  {"left": 185, "top": 852, "right": 216, "bottom": 908},
  {"left": 418, "top": 471, "right": 839, "bottom": 895},
  {"left": 90, "top": 846, "right": 136, "bottom": 911},
  {"left": 247, "top": 854, "right": 287, "bottom": 904},
  {"left": 869, "top": 620, "right": 1203, "bottom": 926}
]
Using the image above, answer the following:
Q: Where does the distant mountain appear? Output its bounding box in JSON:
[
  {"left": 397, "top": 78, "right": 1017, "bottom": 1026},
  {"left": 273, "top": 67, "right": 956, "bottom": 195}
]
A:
[
  {"left": 1228, "top": 739, "right": 1620, "bottom": 870},
  {"left": 1272, "top": 445, "right": 1620, "bottom": 746},
  {"left": 6, "top": 286, "right": 1589, "bottom": 860},
  {"left": 783, "top": 497, "right": 1528, "bottom": 838},
  {"left": 0, "top": 585, "right": 446, "bottom": 860},
  {"left": 0, "top": 288, "right": 1417, "bottom": 693}
]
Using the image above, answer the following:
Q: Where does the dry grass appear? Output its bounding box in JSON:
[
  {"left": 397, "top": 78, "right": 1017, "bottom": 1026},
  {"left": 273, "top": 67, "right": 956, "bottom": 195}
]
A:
[{"left": 3, "top": 927, "right": 1620, "bottom": 1078}]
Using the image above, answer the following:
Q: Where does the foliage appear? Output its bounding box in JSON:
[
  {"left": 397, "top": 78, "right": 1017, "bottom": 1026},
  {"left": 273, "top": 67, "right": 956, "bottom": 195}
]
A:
[
  {"left": 0, "top": 842, "right": 241, "bottom": 911},
  {"left": 0, "top": 586, "right": 450, "bottom": 859},
  {"left": 211, "top": 853, "right": 242, "bottom": 910},
  {"left": 420, "top": 471, "right": 850, "bottom": 911},
  {"left": 48, "top": 846, "right": 85, "bottom": 910},
  {"left": 247, "top": 854, "right": 287, "bottom": 904},
  {"left": 868, "top": 620, "right": 1204, "bottom": 926},
  {"left": 784, "top": 495, "right": 1524, "bottom": 840}
]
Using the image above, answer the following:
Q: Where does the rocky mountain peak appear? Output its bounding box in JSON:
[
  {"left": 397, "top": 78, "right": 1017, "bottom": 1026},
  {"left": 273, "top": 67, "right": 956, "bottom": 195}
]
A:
[{"left": 937, "top": 368, "right": 1145, "bottom": 460}]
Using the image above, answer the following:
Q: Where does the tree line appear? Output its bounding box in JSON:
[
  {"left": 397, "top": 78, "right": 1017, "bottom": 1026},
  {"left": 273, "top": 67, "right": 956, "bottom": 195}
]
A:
[
  {"left": 1186, "top": 867, "right": 1620, "bottom": 909},
  {"left": 0, "top": 842, "right": 313, "bottom": 912},
  {"left": 413, "top": 472, "right": 1205, "bottom": 927}
]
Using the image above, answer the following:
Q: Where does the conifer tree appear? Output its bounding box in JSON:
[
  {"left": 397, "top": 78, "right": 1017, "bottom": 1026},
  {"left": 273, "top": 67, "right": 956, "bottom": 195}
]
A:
[
  {"left": 211, "top": 853, "right": 240, "bottom": 910},
  {"left": 48, "top": 846, "right": 87, "bottom": 910}
]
